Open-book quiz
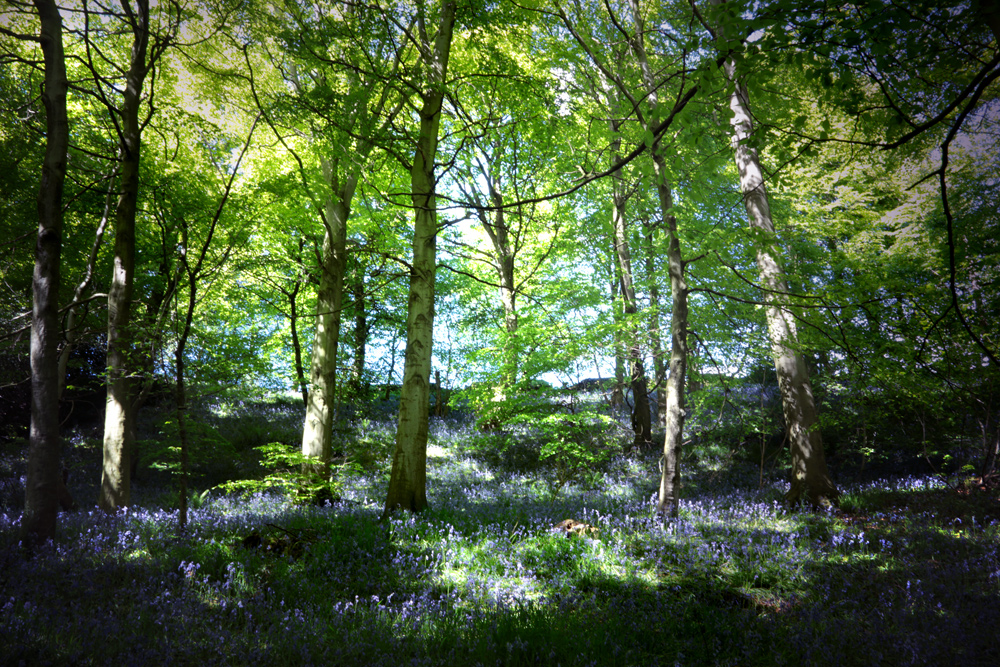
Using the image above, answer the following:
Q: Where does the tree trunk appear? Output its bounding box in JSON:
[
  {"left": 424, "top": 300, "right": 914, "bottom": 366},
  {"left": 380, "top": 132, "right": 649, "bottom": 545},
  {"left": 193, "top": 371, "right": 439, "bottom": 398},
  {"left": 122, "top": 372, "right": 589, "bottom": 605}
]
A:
[
  {"left": 174, "top": 289, "right": 193, "bottom": 533},
  {"left": 658, "top": 194, "right": 688, "bottom": 517},
  {"left": 101, "top": 0, "right": 150, "bottom": 512},
  {"left": 641, "top": 219, "right": 667, "bottom": 429},
  {"left": 602, "top": 44, "right": 651, "bottom": 450},
  {"left": 300, "top": 165, "right": 353, "bottom": 474},
  {"left": 614, "top": 202, "right": 652, "bottom": 450},
  {"left": 477, "top": 187, "right": 519, "bottom": 385},
  {"left": 384, "top": 0, "right": 457, "bottom": 516},
  {"left": 627, "top": 0, "right": 687, "bottom": 514},
  {"left": 57, "top": 173, "right": 113, "bottom": 401},
  {"left": 350, "top": 260, "right": 367, "bottom": 396},
  {"left": 717, "top": 8, "right": 838, "bottom": 506},
  {"left": 288, "top": 277, "right": 308, "bottom": 407},
  {"left": 610, "top": 265, "right": 625, "bottom": 408},
  {"left": 23, "top": 0, "right": 69, "bottom": 547}
]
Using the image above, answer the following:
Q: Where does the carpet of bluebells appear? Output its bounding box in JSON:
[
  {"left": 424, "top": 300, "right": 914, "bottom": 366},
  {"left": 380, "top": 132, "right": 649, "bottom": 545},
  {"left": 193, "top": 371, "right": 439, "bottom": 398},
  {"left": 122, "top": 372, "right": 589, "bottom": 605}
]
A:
[{"left": 2, "top": 411, "right": 999, "bottom": 666}]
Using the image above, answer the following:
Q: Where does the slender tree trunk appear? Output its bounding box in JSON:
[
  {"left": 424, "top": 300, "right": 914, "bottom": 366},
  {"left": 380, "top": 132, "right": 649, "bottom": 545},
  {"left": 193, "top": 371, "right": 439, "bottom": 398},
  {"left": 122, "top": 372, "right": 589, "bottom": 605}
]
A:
[
  {"left": 350, "top": 261, "right": 367, "bottom": 396},
  {"left": 612, "top": 188, "right": 652, "bottom": 449},
  {"left": 658, "top": 192, "right": 688, "bottom": 517},
  {"left": 300, "top": 165, "right": 353, "bottom": 473},
  {"left": 477, "top": 187, "right": 519, "bottom": 385},
  {"left": 101, "top": 0, "right": 150, "bottom": 512},
  {"left": 284, "top": 237, "right": 308, "bottom": 407},
  {"left": 600, "top": 33, "right": 650, "bottom": 450},
  {"left": 641, "top": 219, "right": 667, "bottom": 429},
  {"left": 627, "top": 0, "right": 688, "bottom": 513},
  {"left": 174, "top": 282, "right": 195, "bottom": 532},
  {"left": 23, "top": 0, "right": 69, "bottom": 547},
  {"left": 172, "top": 119, "right": 253, "bottom": 531},
  {"left": 611, "top": 264, "right": 625, "bottom": 408},
  {"left": 384, "top": 0, "right": 457, "bottom": 516},
  {"left": 717, "top": 7, "right": 838, "bottom": 506},
  {"left": 288, "top": 278, "right": 308, "bottom": 407},
  {"left": 57, "top": 173, "right": 113, "bottom": 400}
]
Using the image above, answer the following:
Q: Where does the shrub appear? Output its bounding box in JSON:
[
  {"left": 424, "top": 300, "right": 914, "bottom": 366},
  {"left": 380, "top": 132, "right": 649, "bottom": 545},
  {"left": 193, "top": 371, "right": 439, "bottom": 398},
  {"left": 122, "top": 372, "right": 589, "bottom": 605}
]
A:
[
  {"left": 513, "top": 410, "right": 622, "bottom": 497},
  {"left": 214, "top": 442, "right": 351, "bottom": 506}
]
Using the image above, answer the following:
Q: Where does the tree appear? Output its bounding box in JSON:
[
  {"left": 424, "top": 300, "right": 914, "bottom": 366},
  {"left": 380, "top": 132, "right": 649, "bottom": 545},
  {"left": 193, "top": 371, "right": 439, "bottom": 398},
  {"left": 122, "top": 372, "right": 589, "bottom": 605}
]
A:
[
  {"left": 624, "top": 0, "right": 693, "bottom": 516},
  {"left": 21, "top": 0, "right": 70, "bottom": 546},
  {"left": 96, "top": 0, "right": 179, "bottom": 512},
  {"left": 545, "top": 0, "right": 702, "bottom": 506},
  {"left": 709, "top": 0, "right": 838, "bottom": 506},
  {"left": 450, "top": 69, "right": 565, "bottom": 390},
  {"left": 383, "top": 0, "right": 458, "bottom": 515},
  {"left": 244, "top": 0, "right": 411, "bottom": 473},
  {"left": 172, "top": 118, "right": 257, "bottom": 531}
]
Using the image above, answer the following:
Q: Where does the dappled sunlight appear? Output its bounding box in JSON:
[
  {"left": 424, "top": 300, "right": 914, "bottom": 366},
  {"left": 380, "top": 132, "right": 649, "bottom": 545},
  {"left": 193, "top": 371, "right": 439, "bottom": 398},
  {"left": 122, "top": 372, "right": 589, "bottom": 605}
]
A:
[{"left": 3, "top": 418, "right": 998, "bottom": 665}]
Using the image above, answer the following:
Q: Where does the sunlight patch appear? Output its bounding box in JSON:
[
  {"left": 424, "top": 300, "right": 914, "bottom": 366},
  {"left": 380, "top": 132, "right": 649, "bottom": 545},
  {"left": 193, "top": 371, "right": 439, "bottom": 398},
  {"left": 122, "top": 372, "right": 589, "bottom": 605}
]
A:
[{"left": 427, "top": 444, "right": 449, "bottom": 460}]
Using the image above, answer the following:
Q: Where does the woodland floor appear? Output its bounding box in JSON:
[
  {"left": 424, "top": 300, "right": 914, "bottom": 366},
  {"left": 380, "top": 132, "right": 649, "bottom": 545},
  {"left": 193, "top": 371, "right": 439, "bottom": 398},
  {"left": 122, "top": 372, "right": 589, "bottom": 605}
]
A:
[{"left": 1, "top": 402, "right": 998, "bottom": 666}]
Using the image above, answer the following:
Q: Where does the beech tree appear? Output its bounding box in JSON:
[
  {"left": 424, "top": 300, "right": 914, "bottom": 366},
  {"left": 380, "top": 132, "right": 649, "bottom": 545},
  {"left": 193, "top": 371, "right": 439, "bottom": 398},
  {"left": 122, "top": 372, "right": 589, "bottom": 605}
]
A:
[
  {"left": 622, "top": 0, "right": 694, "bottom": 513},
  {"left": 90, "top": 0, "right": 180, "bottom": 512},
  {"left": 707, "top": 0, "right": 838, "bottom": 506},
  {"left": 20, "top": 0, "right": 70, "bottom": 546},
  {"left": 383, "top": 0, "right": 458, "bottom": 514}
]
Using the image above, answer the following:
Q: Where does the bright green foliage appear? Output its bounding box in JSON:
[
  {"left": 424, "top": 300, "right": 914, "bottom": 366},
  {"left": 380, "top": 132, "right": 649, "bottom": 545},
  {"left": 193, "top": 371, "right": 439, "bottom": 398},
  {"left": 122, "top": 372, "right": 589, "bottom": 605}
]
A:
[
  {"left": 527, "top": 411, "right": 621, "bottom": 498},
  {"left": 214, "top": 442, "right": 349, "bottom": 506}
]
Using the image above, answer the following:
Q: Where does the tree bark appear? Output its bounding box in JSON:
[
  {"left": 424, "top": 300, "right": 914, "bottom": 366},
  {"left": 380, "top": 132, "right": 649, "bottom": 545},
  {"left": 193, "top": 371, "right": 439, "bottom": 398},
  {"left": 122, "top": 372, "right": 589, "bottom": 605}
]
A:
[
  {"left": 350, "top": 259, "right": 368, "bottom": 396},
  {"left": 288, "top": 277, "right": 308, "bottom": 407},
  {"left": 23, "top": 0, "right": 69, "bottom": 547},
  {"left": 383, "top": 0, "right": 457, "bottom": 516},
  {"left": 610, "top": 170, "right": 652, "bottom": 449},
  {"left": 641, "top": 219, "right": 667, "bottom": 429},
  {"left": 300, "top": 163, "right": 353, "bottom": 474},
  {"left": 716, "top": 2, "right": 838, "bottom": 506},
  {"left": 628, "top": 0, "right": 688, "bottom": 514},
  {"left": 101, "top": 0, "right": 151, "bottom": 512},
  {"left": 288, "top": 4, "right": 404, "bottom": 470},
  {"left": 614, "top": 199, "right": 653, "bottom": 450},
  {"left": 478, "top": 187, "right": 519, "bottom": 385},
  {"left": 600, "top": 76, "right": 648, "bottom": 440},
  {"left": 611, "top": 260, "right": 626, "bottom": 408},
  {"left": 658, "top": 193, "right": 688, "bottom": 517}
]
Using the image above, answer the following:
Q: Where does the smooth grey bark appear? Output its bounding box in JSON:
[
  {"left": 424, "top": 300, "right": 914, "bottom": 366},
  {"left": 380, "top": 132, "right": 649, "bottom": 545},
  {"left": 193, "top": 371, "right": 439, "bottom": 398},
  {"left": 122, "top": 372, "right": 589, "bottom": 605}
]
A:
[
  {"left": 628, "top": 0, "right": 688, "bottom": 515},
  {"left": 714, "top": 0, "right": 838, "bottom": 506},
  {"left": 383, "top": 0, "right": 457, "bottom": 515},
  {"left": 300, "top": 164, "right": 353, "bottom": 473},
  {"left": 657, "top": 189, "right": 688, "bottom": 517},
  {"left": 24, "top": 0, "right": 69, "bottom": 547},
  {"left": 281, "top": 7, "right": 409, "bottom": 472},
  {"left": 101, "top": 0, "right": 152, "bottom": 512}
]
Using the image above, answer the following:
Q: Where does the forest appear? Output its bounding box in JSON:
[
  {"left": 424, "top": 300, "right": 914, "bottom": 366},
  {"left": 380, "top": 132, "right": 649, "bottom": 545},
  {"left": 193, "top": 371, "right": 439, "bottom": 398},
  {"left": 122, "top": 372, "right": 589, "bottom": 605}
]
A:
[{"left": 1, "top": 0, "right": 998, "bottom": 664}]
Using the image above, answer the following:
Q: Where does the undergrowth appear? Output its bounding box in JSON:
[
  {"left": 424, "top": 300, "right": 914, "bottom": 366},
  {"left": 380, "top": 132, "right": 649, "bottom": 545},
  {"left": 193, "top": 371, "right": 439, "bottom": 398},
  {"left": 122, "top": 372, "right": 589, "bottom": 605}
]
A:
[{"left": 1, "top": 410, "right": 998, "bottom": 666}]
